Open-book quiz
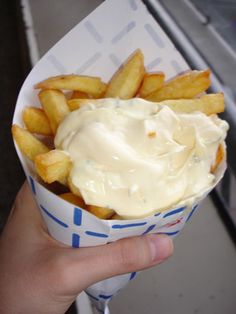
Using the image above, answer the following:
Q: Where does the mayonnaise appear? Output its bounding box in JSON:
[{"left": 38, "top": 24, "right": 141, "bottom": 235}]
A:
[{"left": 54, "top": 98, "right": 228, "bottom": 218}]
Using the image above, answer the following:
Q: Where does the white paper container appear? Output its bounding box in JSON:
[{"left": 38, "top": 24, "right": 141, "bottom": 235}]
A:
[{"left": 12, "top": 0, "right": 227, "bottom": 312}]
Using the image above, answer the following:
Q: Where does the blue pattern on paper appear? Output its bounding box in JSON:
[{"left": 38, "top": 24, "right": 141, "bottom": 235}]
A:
[
  {"left": 29, "top": 176, "right": 36, "bottom": 195},
  {"left": 163, "top": 207, "right": 185, "bottom": 218},
  {"left": 129, "top": 0, "right": 138, "bottom": 11},
  {"left": 130, "top": 272, "right": 137, "bottom": 280},
  {"left": 111, "top": 21, "right": 136, "bottom": 44},
  {"left": 144, "top": 23, "right": 165, "bottom": 48},
  {"left": 186, "top": 204, "right": 198, "bottom": 222},
  {"left": 85, "top": 231, "right": 108, "bottom": 238},
  {"left": 142, "top": 224, "right": 156, "bottom": 235},
  {"left": 47, "top": 55, "right": 67, "bottom": 73},
  {"left": 85, "top": 291, "right": 99, "bottom": 301},
  {"left": 146, "top": 57, "right": 162, "bottom": 71},
  {"left": 73, "top": 207, "right": 82, "bottom": 226},
  {"left": 109, "top": 53, "right": 121, "bottom": 67},
  {"left": 40, "top": 205, "right": 68, "bottom": 228},
  {"left": 159, "top": 230, "right": 180, "bottom": 236},
  {"left": 72, "top": 233, "right": 80, "bottom": 248},
  {"left": 112, "top": 222, "right": 147, "bottom": 229},
  {"left": 171, "top": 59, "right": 184, "bottom": 74},
  {"left": 84, "top": 21, "right": 103, "bottom": 43},
  {"left": 75, "top": 52, "right": 102, "bottom": 74},
  {"left": 99, "top": 294, "right": 113, "bottom": 300}
]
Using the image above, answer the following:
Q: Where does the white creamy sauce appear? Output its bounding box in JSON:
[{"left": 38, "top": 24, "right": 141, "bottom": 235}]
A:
[{"left": 54, "top": 98, "right": 228, "bottom": 218}]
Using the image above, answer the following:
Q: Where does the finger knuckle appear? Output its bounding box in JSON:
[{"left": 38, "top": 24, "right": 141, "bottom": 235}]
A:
[{"left": 115, "top": 239, "right": 139, "bottom": 270}]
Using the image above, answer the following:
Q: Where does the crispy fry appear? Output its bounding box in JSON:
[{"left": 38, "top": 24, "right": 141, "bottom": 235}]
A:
[
  {"left": 67, "top": 93, "right": 224, "bottom": 115},
  {"left": 87, "top": 205, "right": 115, "bottom": 219},
  {"left": 105, "top": 49, "right": 145, "bottom": 99},
  {"left": 59, "top": 192, "right": 87, "bottom": 209},
  {"left": 67, "top": 99, "right": 92, "bottom": 111},
  {"left": 35, "top": 150, "right": 71, "bottom": 184},
  {"left": 38, "top": 89, "right": 70, "bottom": 133},
  {"left": 35, "top": 74, "right": 107, "bottom": 97},
  {"left": 12, "top": 124, "right": 49, "bottom": 161},
  {"left": 211, "top": 144, "right": 224, "bottom": 173},
  {"left": 146, "top": 70, "right": 211, "bottom": 101},
  {"left": 23, "top": 107, "right": 53, "bottom": 136},
  {"left": 70, "top": 91, "right": 91, "bottom": 99},
  {"left": 158, "top": 93, "right": 224, "bottom": 115},
  {"left": 139, "top": 72, "right": 165, "bottom": 98},
  {"left": 111, "top": 213, "right": 123, "bottom": 220},
  {"left": 70, "top": 90, "right": 105, "bottom": 99},
  {"left": 67, "top": 178, "right": 115, "bottom": 218}
]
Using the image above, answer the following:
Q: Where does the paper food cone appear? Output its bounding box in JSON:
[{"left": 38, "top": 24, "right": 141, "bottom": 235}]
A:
[{"left": 12, "top": 0, "right": 227, "bottom": 312}]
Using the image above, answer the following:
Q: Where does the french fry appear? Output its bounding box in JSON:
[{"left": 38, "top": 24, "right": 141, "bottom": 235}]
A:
[
  {"left": 158, "top": 93, "right": 224, "bottom": 115},
  {"left": 23, "top": 107, "right": 53, "bottom": 136},
  {"left": 211, "top": 144, "right": 224, "bottom": 173},
  {"left": 67, "top": 98, "right": 92, "bottom": 111},
  {"left": 38, "top": 89, "right": 70, "bottom": 134},
  {"left": 145, "top": 70, "right": 211, "bottom": 101},
  {"left": 35, "top": 150, "right": 71, "bottom": 184},
  {"left": 87, "top": 205, "right": 115, "bottom": 219},
  {"left": 105, "top": 49, "right": 145, "bottom": 99},
  {"left": 67, "top": 93, "right": 224, "bottom": 115},
  {"left": 35, "top": 74, "right": 107, "bottom": 97},
  {"left": 68, "top": 178, "right": 115, "bottom": 219},
  {"left": 70, "top": 90, "right": 91, "bottom": 99},
  {"left": 66, "top": 179, "right": 115, "bottom": 219},
  {"left": 59, "top": 192, "right": 87, "bottom": 209},
  {"left": 12, "top": 125, "right": 49, "bottom": 161},
  {"left": 111, "top": 213, "right": 123, "bottom": 220},
  {"left": 139, "top": 72, "right": 165, "bottom": 98},
  {"left": 70, "top": 90, "right": 105, "bottom": 99}
]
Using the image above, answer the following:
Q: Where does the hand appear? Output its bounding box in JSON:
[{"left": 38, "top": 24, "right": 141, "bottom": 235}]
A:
[{"left": 0, "top": 182, "right": 173, "bottom": 314}]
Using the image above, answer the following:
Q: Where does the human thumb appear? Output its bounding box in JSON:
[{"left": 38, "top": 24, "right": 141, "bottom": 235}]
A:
[{"left": 66, "top": 234, "right": 173, "bottom": 291}]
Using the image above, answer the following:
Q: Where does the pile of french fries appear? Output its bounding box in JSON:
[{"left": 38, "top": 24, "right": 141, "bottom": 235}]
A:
[{"left": 12, "top": 49, "right": 225, "bottom": 219}]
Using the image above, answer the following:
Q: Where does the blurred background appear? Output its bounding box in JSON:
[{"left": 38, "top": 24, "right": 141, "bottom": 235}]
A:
[{"left": 0, "top": 1, "right": 235, "bottom": 313}]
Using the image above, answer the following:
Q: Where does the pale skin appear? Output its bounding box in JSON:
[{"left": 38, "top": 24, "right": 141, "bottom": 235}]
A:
[{"left": 0, "top": 182, "right": 173, "bottom": 314}]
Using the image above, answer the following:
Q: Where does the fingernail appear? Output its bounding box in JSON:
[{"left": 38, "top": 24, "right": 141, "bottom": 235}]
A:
[{"left": 147, "top": 234, "right": 173, "bottom": 263}]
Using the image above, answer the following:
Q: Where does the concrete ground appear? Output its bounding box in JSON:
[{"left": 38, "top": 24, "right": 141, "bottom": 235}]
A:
[
  {"left": 22, "top": 1, "right": 236, "bottom": 313},
  {"left": 160, "top": 0, "right": 236, "bottom": 93}
]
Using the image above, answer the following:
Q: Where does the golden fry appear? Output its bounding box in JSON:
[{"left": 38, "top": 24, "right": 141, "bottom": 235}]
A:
[
  {"left": 23, "top": 107, "right": 53, "bottom": 136},
  {"left": 139, "top": 72, "right": 165, "bottom": 97},
  {"left": 67, "top": 178, "right": 115, "bottom": 218},
  {"left": 87, "top": 205, "right": 115, "bottom": 219},
  {"left": 211, "top": 144, "right": 224, "bottom": 173},
  {"left": 146, "top": 70, "right": 211, "bottom": 101},
  {"left": 38, "top": 89, "right": 70, "bottom": 134},
  {"left": 158, "top": 93, "right": 224, "bottom": 115},
  {"left": 59, "top": 192, "right": 87, "bottom": 209},
  {"left": 70, "top": 90, "right": 105, "bottom": 99},
  {"left": 70, "top": 90, "right": 91, "bottom": 99},
  {"left": 12, "top": 124, "right": 49, "bottom": 161},
  {"left": 35, "top": 150, "right": 71, "bottom": 184},
  {"left": 67, "top": 99, "right": 92, "bottom": 111},
  {"left": 111, "top": 213, "right": 123, "bottom": 220},
  {"left": 105, "top": 49, "right": 145, "bottom": 99},
  {"left": 35, "top": 74, "right": 107, "bottom": 97}
]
